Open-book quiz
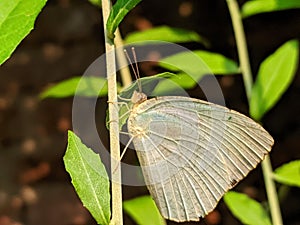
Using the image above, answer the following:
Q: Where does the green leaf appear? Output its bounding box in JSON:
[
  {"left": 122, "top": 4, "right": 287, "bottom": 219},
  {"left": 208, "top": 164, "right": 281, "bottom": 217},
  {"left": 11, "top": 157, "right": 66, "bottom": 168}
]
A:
[
  {"left": 106, "top": 0, "right": 141, "bottom": 40},
  {"left": 153, "top": 50, "right": 239, "bottom": 95},
  {"left": 152, "top": 73, "right": 196, "bottom": 96},
  {"left": 224, "top": 191, "right": 271, "bottom": 225},
  {"left": 158, "top": 72, "right": 195, "bottom": 89},
  {"left": 118, "top": 72, "right": 174, "bottom": 99},
  {"left": 64, "top": 131, "right": 110, "bottom": 225},
  {"left": 0, "top": 0, "right": 47, "bottom": 65},
  {"left": 159, "top": 50, "right": 239, "bottom": 74},
  {"left": 274, "top": 160, "right": 300, "bottom": 187},
  {"left": 242, "top": 0, "right": 300, "bottom": 18},
  {"left": 88, "top": 0, "right": 101, "bottom": 8},
  {"left": 40, "top": 76, "right": 110, "bottom": 99},
  {"left": 123, "top": 195, "right": 166, "bottom": 225},
  {"left": 125, "top": 26, "right": 209, "bottom": 46},
  {"left": 250, "top": 40, "right": 299, "bottom": 120}
]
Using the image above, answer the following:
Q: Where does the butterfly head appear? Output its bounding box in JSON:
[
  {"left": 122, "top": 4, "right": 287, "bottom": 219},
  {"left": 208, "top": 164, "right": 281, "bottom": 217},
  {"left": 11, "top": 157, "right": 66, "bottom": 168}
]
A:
[{"left": 131, "top": 90, "right": 147, "bottom": 105}]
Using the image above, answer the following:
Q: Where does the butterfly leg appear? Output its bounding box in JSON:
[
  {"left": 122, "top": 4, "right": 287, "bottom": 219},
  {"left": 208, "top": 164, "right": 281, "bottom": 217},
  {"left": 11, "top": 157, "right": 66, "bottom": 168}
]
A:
[
  {"left": 106, "top": 100, "right": 132, "bottom": 125},
  {"left": 118, "top": 95, "right": 131, "bottom": 102},
  {"left": 112, "top": 135, "right": 135, "bottom": 174}
]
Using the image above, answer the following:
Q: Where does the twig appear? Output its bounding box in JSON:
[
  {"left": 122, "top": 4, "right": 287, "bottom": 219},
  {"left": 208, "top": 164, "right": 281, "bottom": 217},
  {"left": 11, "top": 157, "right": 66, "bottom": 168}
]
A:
[
  {"left": 226, "top": 1, "right": 283, "bottom": 225},
  {"left": 101, "top": 0, "right": 123, "bottom": 224}
]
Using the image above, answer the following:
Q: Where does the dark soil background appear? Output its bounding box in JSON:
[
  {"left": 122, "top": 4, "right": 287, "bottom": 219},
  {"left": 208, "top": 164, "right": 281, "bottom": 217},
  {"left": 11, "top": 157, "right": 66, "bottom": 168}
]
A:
[{"left": 1, "top": 0, "right": 300, "bottom": 225}]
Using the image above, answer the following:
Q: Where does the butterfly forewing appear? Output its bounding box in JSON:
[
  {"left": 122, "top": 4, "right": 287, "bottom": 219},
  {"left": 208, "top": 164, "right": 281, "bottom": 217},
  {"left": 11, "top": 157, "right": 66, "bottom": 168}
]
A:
[{"left": 127, "top": 96, "right": 274, "bottom": 222}]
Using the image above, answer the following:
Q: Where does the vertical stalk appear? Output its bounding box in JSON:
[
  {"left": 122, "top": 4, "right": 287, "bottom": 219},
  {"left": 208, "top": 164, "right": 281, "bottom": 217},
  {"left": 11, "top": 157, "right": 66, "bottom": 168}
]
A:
[
  {"left": 262, "top": 155, "right": 282, "bottom": 224},
  {"left": 101, "top": 1, "right": 123, "bottom": 224},
  {"left": 226, "top": 1, "right": 283, "bottom": 225},
  {"left": 226, "top": 0, "right": 252, "bottom": 102}
]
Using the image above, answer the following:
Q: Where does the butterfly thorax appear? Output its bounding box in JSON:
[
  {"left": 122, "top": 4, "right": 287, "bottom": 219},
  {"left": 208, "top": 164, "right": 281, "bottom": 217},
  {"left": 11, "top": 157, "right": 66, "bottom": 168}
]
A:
[{"left": 127, "top": 90, "right": 149, "bottom": 139}]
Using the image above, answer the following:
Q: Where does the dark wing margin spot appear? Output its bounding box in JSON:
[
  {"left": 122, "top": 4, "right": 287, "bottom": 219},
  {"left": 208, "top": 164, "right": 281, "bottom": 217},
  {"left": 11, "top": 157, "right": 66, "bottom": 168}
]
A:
[{"left": 230, "top": 179, "right": 237, "bottom": 187}]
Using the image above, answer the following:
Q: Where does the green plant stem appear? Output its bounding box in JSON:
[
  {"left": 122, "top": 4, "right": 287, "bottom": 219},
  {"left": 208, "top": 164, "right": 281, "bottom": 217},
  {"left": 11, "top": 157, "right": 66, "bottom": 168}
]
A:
[
  {"left": 262, "top": 155, "right": 283, "bottom": 225},
  {"left": 101, "top": 0, "right": 123, "bottom": 224},
  {"left": 226, "top": 1, "right": 283, "bottom": 225},
  {"left": 226, "top": 0, "right": 253, "bottom": 102}
]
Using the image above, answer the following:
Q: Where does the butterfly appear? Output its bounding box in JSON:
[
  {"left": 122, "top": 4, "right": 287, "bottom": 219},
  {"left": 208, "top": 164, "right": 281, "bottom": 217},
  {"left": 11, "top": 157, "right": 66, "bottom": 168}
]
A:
[
  {"left": 125, "top": 89, "right": 274, "bottom": 222},
  {"left": 121, "top": 49, "right": 274, "bottom": 222}
]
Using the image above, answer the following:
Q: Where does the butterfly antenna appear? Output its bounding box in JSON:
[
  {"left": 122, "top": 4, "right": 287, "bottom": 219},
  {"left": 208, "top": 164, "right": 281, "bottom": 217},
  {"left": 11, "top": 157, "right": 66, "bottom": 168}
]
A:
[{"left": 124, "top": 48, "right": 142, "bottom": 93}]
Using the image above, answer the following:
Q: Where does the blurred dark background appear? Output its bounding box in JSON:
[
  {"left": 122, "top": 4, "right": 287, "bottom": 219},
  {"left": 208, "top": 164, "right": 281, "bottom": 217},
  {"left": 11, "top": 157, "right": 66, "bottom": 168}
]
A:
[{"left": 0, "top": 0, "right": 300, "bottom": 224}]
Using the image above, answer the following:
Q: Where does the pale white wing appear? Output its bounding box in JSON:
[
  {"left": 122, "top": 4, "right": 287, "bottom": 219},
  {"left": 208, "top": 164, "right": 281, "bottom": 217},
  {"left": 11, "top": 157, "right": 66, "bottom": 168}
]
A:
[{"left": 127, "top": 96, "right": 274, "bottom": 222}]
